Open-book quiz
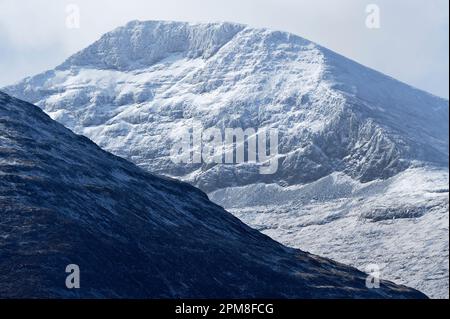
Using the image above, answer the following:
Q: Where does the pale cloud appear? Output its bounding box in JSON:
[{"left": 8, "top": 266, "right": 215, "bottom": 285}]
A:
[{"left": 0, "top": 0, "right": 448, "bottom": 98}]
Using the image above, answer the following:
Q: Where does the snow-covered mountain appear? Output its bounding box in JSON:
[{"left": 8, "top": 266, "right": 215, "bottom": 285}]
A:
[
  {"left": 1, "top": 91, "right": 428, "bottom": 298},
  {"left": 3, "top": 20, "right": 449, "bottom": 298}
]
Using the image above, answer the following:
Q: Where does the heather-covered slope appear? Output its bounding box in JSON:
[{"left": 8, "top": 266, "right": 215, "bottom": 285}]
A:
[{"left": 0, "top": 91, "right": 426, "bottom": 298}]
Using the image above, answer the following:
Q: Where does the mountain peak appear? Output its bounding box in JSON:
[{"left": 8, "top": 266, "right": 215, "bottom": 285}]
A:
[
  {"left": 59, "top": 20, "right": 250, "bottom": 71},
  {"left": 4, "top": 20, "right": 448, "bottom": 190}
]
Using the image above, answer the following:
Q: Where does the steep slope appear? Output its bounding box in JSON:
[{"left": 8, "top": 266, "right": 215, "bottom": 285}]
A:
[
  {"left": 3, "top": 20, "right": 448, "bottom": 298},
  {"left": 0, "top": 91, "right": 426, "bottom": 298}
]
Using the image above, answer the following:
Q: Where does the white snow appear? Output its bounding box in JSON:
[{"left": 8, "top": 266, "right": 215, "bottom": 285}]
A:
[{"left": 211, "top": 167, "right": 449, "bottom": 298}]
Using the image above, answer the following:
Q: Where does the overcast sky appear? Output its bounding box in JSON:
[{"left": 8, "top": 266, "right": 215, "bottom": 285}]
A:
[{"left": 0, "top": 0, "right": 448, "bottom": 98}]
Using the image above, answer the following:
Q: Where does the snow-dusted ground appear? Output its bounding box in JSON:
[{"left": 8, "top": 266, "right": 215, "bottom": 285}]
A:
[
  {"left": 5, "top": 21, "right": 448, "bottom": 192},
  {"left": 211, "top": 166, "right": 449, "bottom": 298},
  {"left": 3, "top": 20, "right": 449, "bottom": 298}
]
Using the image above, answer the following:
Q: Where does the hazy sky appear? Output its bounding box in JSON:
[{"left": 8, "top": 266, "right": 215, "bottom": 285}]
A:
[{"left": 0, "top": 0, "right": 448, "bottom": 98}]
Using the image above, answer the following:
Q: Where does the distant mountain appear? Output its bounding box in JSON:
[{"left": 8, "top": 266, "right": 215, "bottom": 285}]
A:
[
  {"left": 0, "top": 91, "right": 427, "bottom": 298},
  {"left": 5, "top": 20, "right": 448, "bottom": 191},
  {"left": 3, "top": 20, "right": 448, "bottom": 297}
]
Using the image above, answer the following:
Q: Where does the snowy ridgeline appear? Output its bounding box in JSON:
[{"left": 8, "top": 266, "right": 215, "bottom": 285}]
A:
[{"left": 3, "top": 20, "right": 449, "bottom": 298}]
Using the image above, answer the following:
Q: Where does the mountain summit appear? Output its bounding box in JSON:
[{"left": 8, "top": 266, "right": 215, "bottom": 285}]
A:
[
  {"left": 3, "top": 20, "right": 448, "bottom": 298},
  {"left": 5, "top": 20, "right": 448, "bottom": 191}
]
